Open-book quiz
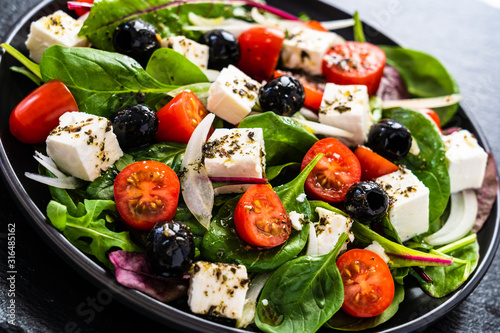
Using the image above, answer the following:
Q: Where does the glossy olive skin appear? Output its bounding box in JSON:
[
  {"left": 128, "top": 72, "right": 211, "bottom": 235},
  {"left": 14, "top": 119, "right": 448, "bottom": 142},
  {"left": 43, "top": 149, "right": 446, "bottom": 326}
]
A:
[
  {"left": 366, "top": 119, "right": 412, "bottom": 161},
  {"left": 258, "top": 75, "right": 305, "bottom": 116},
  {"left": 198, "top": 29, "right": 240, "bottom": 70},
  {"left": 113, "top": 19, "right": 160, "bottom": 67},
  {"left": 146, "top": 221, "right": 195, "bottom": 278},
  {"left": 344, "top": 181, "right": 389, "bottom": 224},
  {"left": 112, "top": 104, "right": 158, "bottom": 150}
]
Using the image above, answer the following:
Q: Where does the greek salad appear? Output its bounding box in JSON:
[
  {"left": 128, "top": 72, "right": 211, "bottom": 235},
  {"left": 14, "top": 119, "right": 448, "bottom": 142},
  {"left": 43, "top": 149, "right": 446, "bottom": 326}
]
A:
[{"left": 1, "top": 0, "right": 498, "bottom": 332}]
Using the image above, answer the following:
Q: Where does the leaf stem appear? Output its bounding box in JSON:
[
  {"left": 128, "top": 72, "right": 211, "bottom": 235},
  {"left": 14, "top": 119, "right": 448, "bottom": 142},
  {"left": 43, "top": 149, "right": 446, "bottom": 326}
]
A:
[
  {"left": 1, "top": 43, "right": 42, "bottom": 80},
  {"left": 435, "top": 234, "right": 477, "bottom": 254}
]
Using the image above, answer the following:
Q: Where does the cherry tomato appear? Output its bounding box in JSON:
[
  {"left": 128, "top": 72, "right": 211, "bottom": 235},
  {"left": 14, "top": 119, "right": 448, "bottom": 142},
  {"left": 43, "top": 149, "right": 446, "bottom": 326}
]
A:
[
  {"left": 273, "top": 70, "right": 324, "bottom": 110},
  {"left": 73, "top": 0, "right": 94, "bottom": 17},
  {"left": 237, "top": 26, "right": 285, "bottom": 81},
  {"left": 234, "top": 184, "right": 291, "bottom": 248},
  {"left": 9, "top": 80, "right": 78, "bottom": 144},
  {"left": 114, "top": 161, "right": 180, "bottom": 231},
  {"left": 303, "top": 20, "right": 329, "bottom": 32},
  {"left": 155, "top": 90, "right": 210, "bottom": 143},
  {"left": 322, "top": 41, "right": 386, "bottom": 95},
  {"left": 415, "top": 108, "right": 442, "bottom": 133},
  {"left": 301, "top": 138, "right": 361, "bottom": 203},
  {"left": 354, "top": 146, "right": 399, "bottom": 181},
  {"left": 336, "top": 249, "right": 395, "bottom": 318}
]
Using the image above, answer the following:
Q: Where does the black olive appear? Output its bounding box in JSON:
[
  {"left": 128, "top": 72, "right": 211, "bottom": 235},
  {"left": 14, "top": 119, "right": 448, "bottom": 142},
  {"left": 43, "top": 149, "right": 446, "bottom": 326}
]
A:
[
  {"left": 258, "top": 75, "right": 305, "bottom": 116},
  {"left": 113, "top": 19, "right": 161, "bottom": 67},
  {"left": 198, "top": 29, "right": 240, "bottom": 70},
  {"left": 112, "top": 104, "right": 158, "bottom": 150},
  {"left": 344, "top": 181, "right": 389, "bottom": 224},
  {"left": 146, "top": 221, "right": 195, "bottom": 278},
  {"left": 366, "top": 119, "right": 412, "bottom": 161}
]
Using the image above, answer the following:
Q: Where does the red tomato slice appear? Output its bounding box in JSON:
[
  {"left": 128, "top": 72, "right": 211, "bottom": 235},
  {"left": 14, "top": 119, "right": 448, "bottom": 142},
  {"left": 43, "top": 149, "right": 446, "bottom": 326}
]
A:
[
  {"left": 9, "top": 79, "right": 78, "bottom": 144},
  {"left": 303, "top": 20, "right": 329, "bottom": 32},
  {"left": 73, "top": 0, "right": 94, "bottom": 17},
  {"left": 336, "top": 249, "right": 395, "bottom": 318},
  {"left": 273, "top": 70, "right": 324, "bottom": 111},
  {"left": 301, "top": 138, "right": 361, "bottom": 203},
  {"left": 234, "top": 184, "right": 291, "bottom": 248},
  {"left": 155, "top": 90, "right": 210, "bottom": 143},
  {"left": 237, "top": 26, "right": 285, "bottom": 81},
  {"left": 322, "top": 41, "right": 386, "bottom": 95},
  {"left": 415, "top": 108, "right": 442, "bottom": 133},
  {"left": 354, "top": 146, "right": 399, "bottom": 181},
  {"left": 114, "top": 161, "right": 180, "bottom": 231}
]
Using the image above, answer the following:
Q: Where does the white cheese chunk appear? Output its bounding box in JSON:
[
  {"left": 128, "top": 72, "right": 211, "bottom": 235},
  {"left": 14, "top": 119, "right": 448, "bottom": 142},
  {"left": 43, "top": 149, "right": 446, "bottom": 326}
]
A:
[
  {"left": 289, "top": 211, "right": 305, "bottom": 231},
  {"left": 314, "top": 207, "right": 354, "bottom": 255},
  {"left": 188, "top": 261, "right": 250, "bottom": 320},
  {"left": 443, "top": 129, "right": 488, "bottom": 193},
  {"left": 364, "top": 241, "right": 390, "bottom": 263},
  {"left": 207, "top": 65, "right": 260, "bottom": 125},
  {"left": 204, "top": 128, "right": 266, "bottom": 179},
  {"left": 25, "top": 10, "right": 89, "bottom": 63},
  {"left": 318, "top": 83, "right": 372, "bottom": 146},
  {"left": 46, "top": 112, "right": 123, "bottom": 182},
  {"left": 161, "top": 36, "right": 209, "bottom": 69},
  {"left": 281, "top": 27, "right": 344, "bottom": 76},
  {"left": 375, "top": 168, "right": 430, "bottom": 241}
]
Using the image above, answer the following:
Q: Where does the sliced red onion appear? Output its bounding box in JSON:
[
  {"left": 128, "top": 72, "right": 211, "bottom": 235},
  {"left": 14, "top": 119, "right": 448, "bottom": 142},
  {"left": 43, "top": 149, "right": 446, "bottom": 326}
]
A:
[
  {"left": 209, "top": 177, "right": 267, "bottom": 184},
  {"left": 67, "top": 1, "right": 93, "bottom": 11}
]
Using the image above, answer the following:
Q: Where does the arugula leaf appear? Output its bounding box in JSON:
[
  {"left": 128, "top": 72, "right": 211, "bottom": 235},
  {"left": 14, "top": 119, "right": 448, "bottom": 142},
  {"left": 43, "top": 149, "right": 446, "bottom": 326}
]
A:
[
  {"left": 380, "top": 46, "right": 460, "bottom": 125},
  {"left": 39, "top": 45, "right": 178, "bottom": 118},
  {"left": 47, "top": 199, "right": 143, "bottom": 268},
  {"left": 383, "top": 107, "right": 450, "bottom": 223},
  {"left": 239, "top": 112, "right": 318, "bottom": 166},
  {"left": 255, "top": 234, "right": 348, "bottom": 333}
]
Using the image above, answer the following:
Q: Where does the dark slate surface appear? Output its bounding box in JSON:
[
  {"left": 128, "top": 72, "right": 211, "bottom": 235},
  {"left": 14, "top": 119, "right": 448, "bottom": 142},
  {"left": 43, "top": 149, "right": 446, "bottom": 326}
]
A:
[{"left": 1, "top": 0, "right": 499, "bottom": 332}]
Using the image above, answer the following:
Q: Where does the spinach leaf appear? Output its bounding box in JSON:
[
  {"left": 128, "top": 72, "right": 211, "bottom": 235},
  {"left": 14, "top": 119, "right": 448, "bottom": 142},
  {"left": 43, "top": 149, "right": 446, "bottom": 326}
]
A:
[
  {"left": 80, "top": 0, "right": 244, "bottom": 51},
  {"left": 39, "top": 45, "right": 177, "bottom": 118},
  {"left": 383, "top": 107, "right": 450, "bottom": 223},
  {"left": 266, "top": 162, "right": 300, "bottom": 182},
  {"left": 47, "top": 199, "right": 143, "bottom": 268},
  {"left": 326, "top": 284, "right": 404, "bottom": 331},
  {"left": 255, "top": 234, "right": 348, "bottom": 333},
  {"left": 239, "top": 112, "right": 318, "bottom": 166},
  {"left": 85, "top": 166, "right": 119, "bottom": 200},
  {"left": 146, "top": 48, "right": 208, "bottom": 86},
  {"left": 380, "top": 46, "right": 460, "bottom": 125},
  {"left": 127, "top": 142, "right": 186, "bottom": 172},
  {"left": 200, "top": 196, "right": 309, "bottom": 272}
]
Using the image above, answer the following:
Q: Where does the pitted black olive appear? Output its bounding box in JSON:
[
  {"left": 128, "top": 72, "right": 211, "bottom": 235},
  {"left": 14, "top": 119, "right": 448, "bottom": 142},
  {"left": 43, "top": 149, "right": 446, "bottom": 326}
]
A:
[
  {"left": 344, "top": 181, "right": 389, "bottom": 224},
  {"left": 366, "top": 119, "right": 412, "bottom": 161},
  {"left": 112, "top": 104, "right": 158, "bottom": 150},
  {"left": 258, "top": 75, "right": 305, "bottom": 116},
  {"left": 198, "top": 29, "right": 240, "bottom": 70}
]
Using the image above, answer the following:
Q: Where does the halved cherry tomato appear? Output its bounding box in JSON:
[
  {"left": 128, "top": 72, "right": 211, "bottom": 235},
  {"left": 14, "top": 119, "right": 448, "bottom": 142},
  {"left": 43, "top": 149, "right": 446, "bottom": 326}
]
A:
[
  {"left": 234, "top": 184, "right": 290, "bottom": 248},
  {"left": 301, "top": 138, "right": 361, "bottom": 203},
  {"left": 237, "top": 26, "right": 285, "bottom": 81},
  {"left": 415, "top": 108, "right": 442, "bottom": 133},
  {"left": 303, "top": 20, "right": 329, "bottom": 32},
  {"left": 9, "top": 79, "right": 78, "bottom": 144},
  {"left": 322, "top": 41, "right": 386, "bottom": 95},
  {"left": 336, "top": 249, "right": 395, "bottom": 318},
  {"left": 114, "top": 161, "right": 180, "bottom": 231},
  {"left": 274, "top": 70, "right": 324, "bottom": 110},
  {"left": 73, "top": 0, "right": 94, "bottom": 17},
  {"left": 155, "top": 91, "right": 209, "bottom": 143},
  {"left": 354, "top": 146, "right": 399, "bottom": 181}
]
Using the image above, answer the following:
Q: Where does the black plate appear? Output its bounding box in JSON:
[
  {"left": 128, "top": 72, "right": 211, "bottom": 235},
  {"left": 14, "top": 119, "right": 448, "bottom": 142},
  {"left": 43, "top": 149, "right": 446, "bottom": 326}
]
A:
[{"left": 1, "top": 0, "right": 498, "bottom": 332}]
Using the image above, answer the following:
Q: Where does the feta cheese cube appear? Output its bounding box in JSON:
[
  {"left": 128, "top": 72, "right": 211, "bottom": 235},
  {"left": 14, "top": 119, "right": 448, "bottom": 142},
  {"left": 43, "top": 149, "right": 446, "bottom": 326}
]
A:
[
  {"left": 46, "top": 112, "right": 123, "bottom": 182},
  {"left": 207, "top": 65, "right": 260, "bottom": 124},
  {"left": 188, "top": 261, "right": 250, "bottom": 320},
  {"left": 443, "top": 129, "right": 488, "bottom": 193},
  {"left": 25, "top": 10, "right": 89, "bottom": 63},
  {"left": 281, "top": 27, "right": 344, "bottom": 75},
  {"left": 375, "top": 168, "right": 430, "bottom": 241},
  {"left": 204, "top": 128, "right": 266, "bottom": 179},
  {"left": 314, "top": 207, "right": 354, "bottom": 255},
  {"left": 161, "top": 36, "right": 209, "bottom": 69},
  {"left": 318, "top": 83, "right": 372, "bottom": 146},
  {"left": 364, "top": 241, "right": 390, "bottom": 263}
]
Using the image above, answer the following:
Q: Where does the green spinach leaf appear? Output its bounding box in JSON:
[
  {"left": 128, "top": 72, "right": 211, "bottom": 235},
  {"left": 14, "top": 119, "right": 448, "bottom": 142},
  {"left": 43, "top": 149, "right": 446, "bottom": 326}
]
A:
[
  {"left": 255, "top": 234, "right": 348, "bottom": 333},
  {"left": 127, "top": 142, "right": 186, "bottom": 172},
  {"left": 380, "top": 46, "right": 460, "bottom": 124},
  {"left": 146, "top": 48, "right": 208, "bottom": 85}
]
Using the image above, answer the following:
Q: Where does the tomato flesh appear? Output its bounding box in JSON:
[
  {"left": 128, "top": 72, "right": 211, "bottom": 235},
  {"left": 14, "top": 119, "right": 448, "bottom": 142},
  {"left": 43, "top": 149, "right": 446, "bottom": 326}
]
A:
[
  {"left": 9, "top": 80, "right": 78, "bottom": 144},
  {"left": 322, "top": 41, "right": 386, "bottom": 95},
  {"left": 155, "top": 90, "right": 209, "bottom": 143},
  {"left": 73, "top": 0, "right": 94, "bottom": 16},
  {"left": 301, "top": 138, "right": 361, "bottom": 203},
  {"left": 303, "top": 20, "right": 329, "bottom": 32},
  {"left": 114, "top": 161, "right": 180, "bottom": 231},
  {"left": 273, "top": 70, "right": 324, "bottom": 110},
  {"left": 415, "top": 108, "right": 442, "bottom": 133},
  {"left": 234, "top": 184, "right": 290, "bottom": 248},
  {"left": 336, "top": 249, "right": 395, "bottom": 318},
  {"left": 237, "top": 26, "right": 285, "bottom": 81},
  {"left": 354, "top": 146, "right": 399, "bottom": 181}
]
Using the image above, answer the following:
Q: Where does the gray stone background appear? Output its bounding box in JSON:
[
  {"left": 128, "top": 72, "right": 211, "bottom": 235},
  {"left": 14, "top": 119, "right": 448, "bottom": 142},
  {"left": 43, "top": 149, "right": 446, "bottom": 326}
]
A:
[{"left": 0, "top": 0, "right": 499, "bottom": 332}]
